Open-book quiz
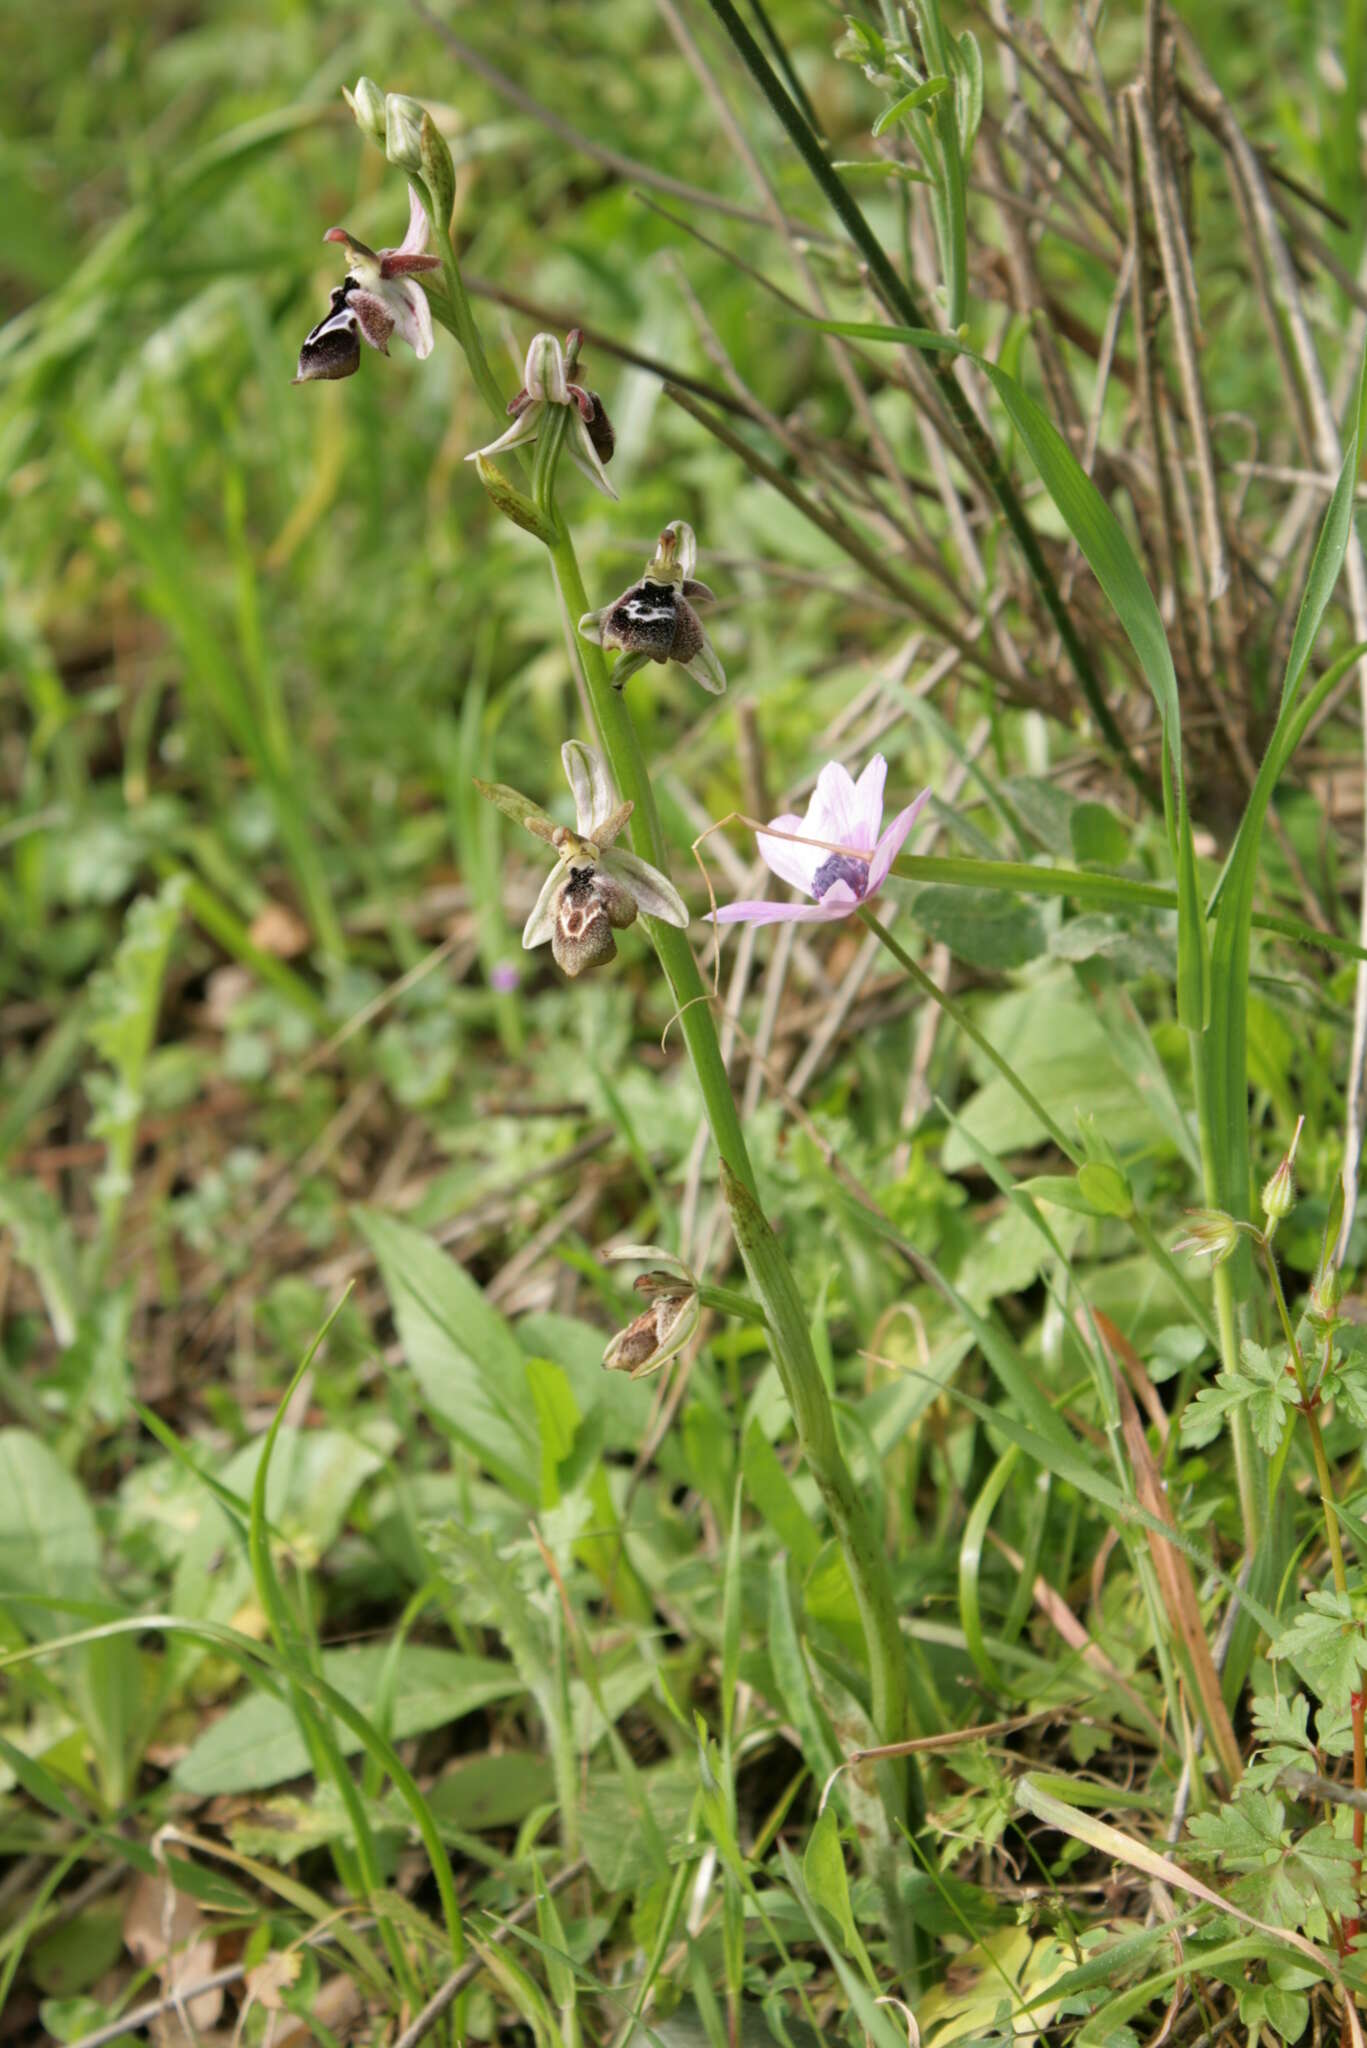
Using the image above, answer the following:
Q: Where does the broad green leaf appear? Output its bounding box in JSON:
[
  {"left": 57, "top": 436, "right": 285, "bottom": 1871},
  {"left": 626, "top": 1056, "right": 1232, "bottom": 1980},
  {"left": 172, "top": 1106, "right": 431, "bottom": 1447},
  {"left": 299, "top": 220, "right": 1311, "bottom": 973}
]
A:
[
  {"left": 357, "top": 1207, "right": 538, "bottom": 1500},
  {"left": 906, "top": 883, "right": 1046, "bottom": 969},
  {"left": 429, "top": 1752, "right": 556, "bottom": 1832},
  {"left": 942, "top": 981, "right": 1169, "bottom": 1170},
  {"left": 741, "top": 1420, "right": 821, "bottom": 1572},
  {"left": 0, "top": 1430, "right": 99, "bottom": 1640},
  {"left": 803, "top": 1806, "right": 875, "bottom": 1981},
  {"left": 173, "top": 1644, "right": 522, "bottom": 1794},
  {"left": 1070, "top": 801, "right": 1130, "bottom": 868}
]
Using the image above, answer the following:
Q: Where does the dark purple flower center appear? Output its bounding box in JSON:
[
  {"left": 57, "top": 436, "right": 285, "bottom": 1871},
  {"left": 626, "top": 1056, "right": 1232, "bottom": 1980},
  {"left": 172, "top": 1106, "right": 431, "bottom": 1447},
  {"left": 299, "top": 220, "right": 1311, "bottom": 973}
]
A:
[{"left": 811, "top": 853, "right": 870, "bottom": 902}]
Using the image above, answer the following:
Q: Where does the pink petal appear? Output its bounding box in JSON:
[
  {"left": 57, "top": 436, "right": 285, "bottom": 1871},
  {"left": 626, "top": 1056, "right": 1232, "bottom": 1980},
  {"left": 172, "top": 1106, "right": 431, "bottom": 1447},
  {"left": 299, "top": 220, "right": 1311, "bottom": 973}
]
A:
[
  {"left": 849, "top": 754, "right": 888, "bottom": 850},
  {"left": 393, "top": 185, "right": 431, "bottom": 261},
  {"left": 756, "top": 813, "right": 819, "bottom": 892},
  {"left": 707, "top": 897, "right": 852, "bottom": 925},
  {"left": 806, "top": 760, "right": 861, "bottom": 847},
  {"left": 866, "top": 786, "right": 933, "bottom": 893},
  {"left": 381, "top": 279, "right": 433, "bottom": 359}
]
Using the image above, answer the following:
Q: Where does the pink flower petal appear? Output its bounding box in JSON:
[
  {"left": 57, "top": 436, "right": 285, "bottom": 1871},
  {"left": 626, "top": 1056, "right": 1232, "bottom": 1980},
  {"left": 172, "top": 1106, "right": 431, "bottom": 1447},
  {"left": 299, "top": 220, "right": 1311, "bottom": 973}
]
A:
[
  {"left": 756, "top": 813, "right": 819, "bottom": 893},
  {"left": 392, "top": 185, "right": 431, "bottom": 261},
  {"left": 707, "top": 897, "right": 852, "bottom": 926},
  {"left": 848, "top": 754, "right": 887, "bottom": 851},
  {"left": 806, "top": 760, "right": 861, "bottom": 848},
  {"left": 866, "top": 786, "right": 933, "bottom": 893},
  {"left": 382, "top": 278, "right": 433, "bottom": 359}
]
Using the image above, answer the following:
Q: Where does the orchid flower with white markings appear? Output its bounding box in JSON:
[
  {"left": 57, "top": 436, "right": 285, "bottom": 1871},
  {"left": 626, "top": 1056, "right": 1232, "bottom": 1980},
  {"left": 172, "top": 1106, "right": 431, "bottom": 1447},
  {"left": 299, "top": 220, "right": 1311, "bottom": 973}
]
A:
[
  {"left": 475, "top": 742, "right": 688, "bottom": 977},
  {"left": 708, "top": 755, "right": 931, "bottom": 925},
  {"left": 465, "top": 330, "right": 617, "bottom": 498},
  {"left": 294, "top": 186, "right": 440, "bottom": 383},
  {"left": 579, "top": 522, "right": 725, "bottom": 695}
]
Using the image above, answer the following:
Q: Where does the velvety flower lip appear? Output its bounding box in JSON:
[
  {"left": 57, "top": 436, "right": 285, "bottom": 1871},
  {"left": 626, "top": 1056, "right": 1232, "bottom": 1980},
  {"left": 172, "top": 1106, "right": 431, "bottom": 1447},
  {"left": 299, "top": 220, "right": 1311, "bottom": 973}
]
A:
[
  {"left": 578, "top": 522, "right": 725, "bottom": 695},
  {"left": 294, "top": 186, "right": 440, "bottom": 382},
  {"left": 706, "top": 755, "right": 931, "bottom": 926},
  {"left": 465, "top": 330, "right": 617, "bottom": 499}
]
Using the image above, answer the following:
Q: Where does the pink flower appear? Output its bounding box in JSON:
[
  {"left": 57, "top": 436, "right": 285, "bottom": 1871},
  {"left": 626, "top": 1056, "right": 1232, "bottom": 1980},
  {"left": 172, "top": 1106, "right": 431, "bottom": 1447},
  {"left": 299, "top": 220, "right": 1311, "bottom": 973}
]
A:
[
  {"left": 708, "top": 756, "right": 930, "bottom": 926},
  {"left": 294, "top": 186, "right": 441, "bottom": 383}
]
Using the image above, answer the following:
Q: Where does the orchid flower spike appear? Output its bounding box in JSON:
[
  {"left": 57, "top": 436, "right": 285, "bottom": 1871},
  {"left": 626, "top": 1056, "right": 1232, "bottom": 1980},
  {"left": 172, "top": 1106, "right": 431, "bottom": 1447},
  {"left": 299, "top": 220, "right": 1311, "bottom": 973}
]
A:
[
  {"left": 708, "top": 755, "right": 931, "bottom": 926},
  {"left": 465, "top": 330, "right": 617, "bottom": 498},
  {"left": 474, "top": 742, "right": 688, "bottom": 977},
  {"left": 600, "top": 1245, "right": 700, "bottom": 1378},
  {"left": 294, "top": 186, "right": 440, "bottom": 383},
  {"left": 579, "top": 522, "right": 725, "bottom": 695}
]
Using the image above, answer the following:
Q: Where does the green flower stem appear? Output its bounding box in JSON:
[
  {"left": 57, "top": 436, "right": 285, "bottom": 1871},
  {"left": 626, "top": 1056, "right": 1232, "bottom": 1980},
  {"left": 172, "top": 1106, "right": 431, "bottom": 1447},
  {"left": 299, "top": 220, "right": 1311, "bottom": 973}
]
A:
[
  {"left": 546, "top": 531, "right": 759, "bottom": 1196},
  {"left": 1189, "top": 1035, "right": 1264, "bottom": 1550},
  {"left": 862, "top": 906, "right": 1220, "bottom": 1346},
  {"left": 857, "top": 906, "right": 1079, "bottom": 1161},
  {"left": 430, "top": 214, "right": 506, "bottom": 423},
  {"left": 421, "top": 226, "right": 913, "bottom": 1791},
  {"left": 1261, "top": 1238, "right": 1349, "bottom": 1600},
  {"left": 698, "top": 1282, "right": 765, "bottom": 1322}
]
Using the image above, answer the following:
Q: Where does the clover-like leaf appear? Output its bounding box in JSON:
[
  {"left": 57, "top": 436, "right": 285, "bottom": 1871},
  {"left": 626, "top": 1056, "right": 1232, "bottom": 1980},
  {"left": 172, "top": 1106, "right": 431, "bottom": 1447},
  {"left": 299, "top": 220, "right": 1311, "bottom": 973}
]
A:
[{"left": 1272, "top": 1589, "right": 1367, "bottom": 1712}]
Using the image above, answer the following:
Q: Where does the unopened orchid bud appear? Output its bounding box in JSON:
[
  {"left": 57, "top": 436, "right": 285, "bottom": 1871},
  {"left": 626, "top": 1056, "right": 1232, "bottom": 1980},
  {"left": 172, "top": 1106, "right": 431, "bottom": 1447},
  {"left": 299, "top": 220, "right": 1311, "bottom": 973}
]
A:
[
  {"left": 380, "top": 94, "right": 455, "bottom": 230},
  {"left": 1173, "top": 1209, "right": 1242, "bottom": 1266},
  {"left": 343, "top": 76, "right": 387, "bottom": 142},
  {"left": 384, "top": 93, "right": 426, "bottom": 175},
  {"left": 1261, "top": 1117, "right": 1304, "bottom": 1233}
]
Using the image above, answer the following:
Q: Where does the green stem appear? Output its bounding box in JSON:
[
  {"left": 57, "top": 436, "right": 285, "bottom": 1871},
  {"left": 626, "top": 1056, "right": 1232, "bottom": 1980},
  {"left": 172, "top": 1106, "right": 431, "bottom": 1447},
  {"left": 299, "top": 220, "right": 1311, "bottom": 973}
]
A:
[
  {"left": 701, "top": 0, "right": 1150, "bottom": 800},
  {"left": 1261, "top": 1239, "right": 1348, "bottom": 1598},
  {"left": 858, "top": 906, "right": 1080, "bottom": 1162},
  {"left": 698, "top": 1282, "right": 765, "bottom": 1321},
  {"left": 431, "top": 214, "right": 506, "bottom": 422},
  {"left": 1189, "top": 1033, "right": 1263, "bottom": 1548}
]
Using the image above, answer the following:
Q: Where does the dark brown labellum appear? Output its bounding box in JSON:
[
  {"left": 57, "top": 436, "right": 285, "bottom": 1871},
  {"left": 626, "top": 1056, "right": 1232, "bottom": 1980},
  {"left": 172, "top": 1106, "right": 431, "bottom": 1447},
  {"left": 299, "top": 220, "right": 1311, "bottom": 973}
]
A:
[
  {"left": 294, "top": 287, "right": 362, "bottom": 383},
  {"left": 551, "top": 866, "right": 637, "bottom": 976},
  {"left": 601, "top": 580, "right": 700, "bottom": 666}
]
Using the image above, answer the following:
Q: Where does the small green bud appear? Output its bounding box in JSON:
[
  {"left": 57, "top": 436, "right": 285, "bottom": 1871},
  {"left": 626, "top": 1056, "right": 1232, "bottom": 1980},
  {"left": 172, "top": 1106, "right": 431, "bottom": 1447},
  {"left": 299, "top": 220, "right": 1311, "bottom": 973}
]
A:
[
  {"left": 384, "top": 93, "right": 454, "bottom": 230},
  {"left": 1260, "top": 1115, "right": 1304, "bottom": 1232},
  {"left": 343, "top": 76, "right": 386, "bottom": 142},
  {"left": 1316, "top": 1265, "right": 1344, "bottom": 1317},
  {"left": 1077, "top": 1160, "right": 1133, "bottom": 1219},
  {"left": 384, "top": 92, "right": 426, "bottom": 175}
]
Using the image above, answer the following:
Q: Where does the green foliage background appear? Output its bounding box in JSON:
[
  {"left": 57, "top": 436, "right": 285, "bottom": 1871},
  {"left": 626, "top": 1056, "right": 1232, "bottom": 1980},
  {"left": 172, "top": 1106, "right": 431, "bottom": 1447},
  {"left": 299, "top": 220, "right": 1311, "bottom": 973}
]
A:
[{"left": 3, "top": 0, "right": 1367, "bottom": 2042}]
